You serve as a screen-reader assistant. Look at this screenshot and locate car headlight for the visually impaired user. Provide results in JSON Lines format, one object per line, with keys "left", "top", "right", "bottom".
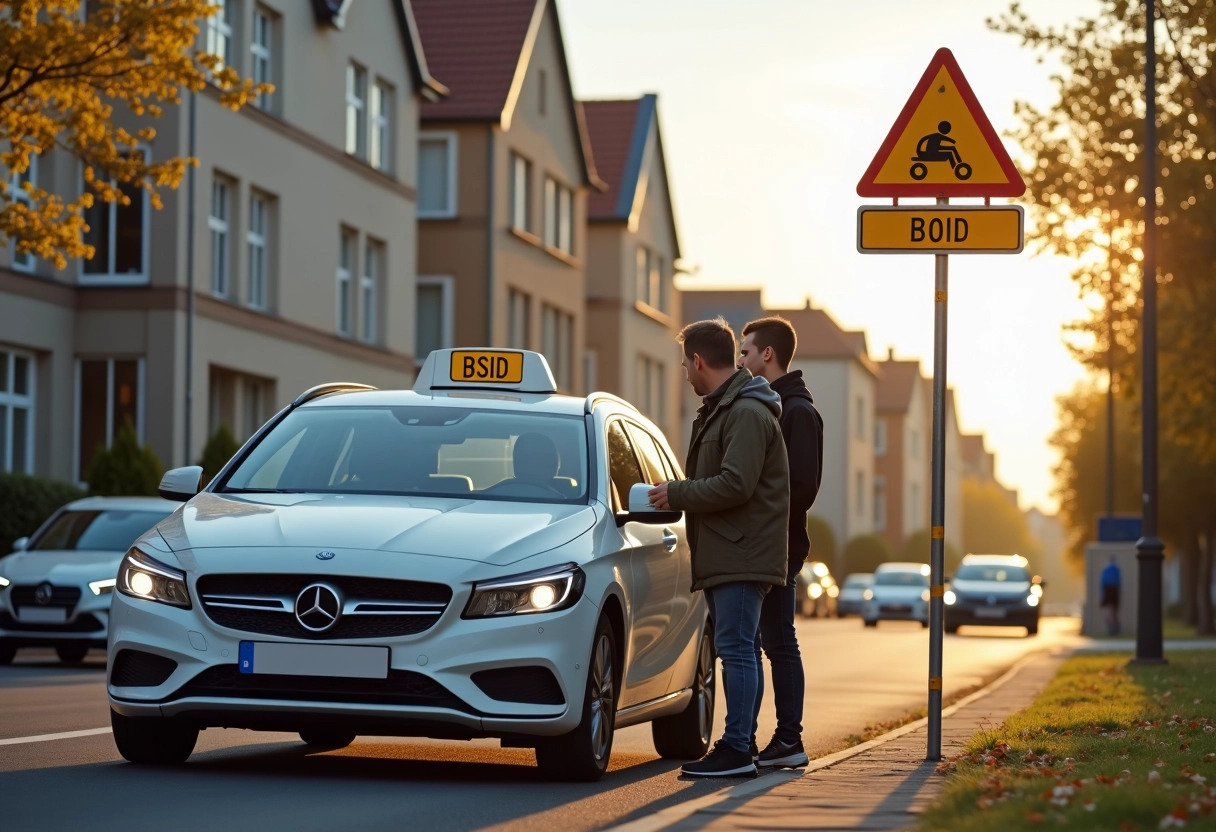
{"left": 921, "top": 589, "right": 931, "bottom": 603}
{"left": 89, "top": 578, "right": 116, "bottom": 596}
{"left": 944, "top": 590, "right": 956, "bottom": 605}
{"left": 0, "top": 574, "right": 9, "bottom": 588}
{"left": 1026, "top": 594, "right": 1040, "bottom": 607}
{"left": 463, "top": 563, "right": 585, "bottom": 618}
{"left": 862, "top": 589, "right": 874, "bottom": 601}
{"left": 809, "top": 583, "right": 824, "bottom": 599}
{"left": 117, "top": 549, "right": 191, "bottom": 609}
{"left": 1030, "top": 584, "right": 1044, "bottom": 598}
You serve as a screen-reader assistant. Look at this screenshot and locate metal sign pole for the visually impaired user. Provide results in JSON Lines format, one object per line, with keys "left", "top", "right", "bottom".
{"left": 927, "top": 196, "right": 949, "bottom": 761}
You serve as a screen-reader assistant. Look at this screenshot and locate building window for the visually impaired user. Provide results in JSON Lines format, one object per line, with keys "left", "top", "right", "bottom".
{"left": 874, "top": 475, "right": 886, "bottom": 531}
{"left": 76, "top": 358, "right": 143, "bottom": 482}
{"left": 247, "top": 192, "right": 268, "bottom": 309}
{"left": 345, "top": 63, "right": 367, "bottom": 158}
{"left": 510, "top": 153, "right": 531, "bottom": 232}
{"left": 508, "top": 288, "right": 530, "bottom": 350}
{"left": 82, "top": 152, "right": 148, "bottom": 281}
{"left": 855, "top": 471, "right": 865, "bottom": 516}
{"left": 8, "top": 156, "right": 36, "bottom": 272}
{"left": 361, "top": 239, "right": 382, "bottom": 343}
{"left": 416, "top": 276, "right": 454, "bottom": 368}
{"left": 206, "top": 0, "right": 232, "bottom": 71}
{"left": 636, "top": 355, "right": 665, "bottom": 426}
{"left": 544, "top": 176, "right": 573, "bottom": 254}
{"left": 541, "top": 303, "right": 573, "bottom": 391}
{"left": 208, "top": 365, "right": 273, "bottom": 443}
{"left": 251, "top": 6, "right": 276, "bottom": 111}
{"left": 0, "top": 348, "right": 35, "bottom": 474}
{"left": 336, "top": 228, "right": 355, "bottom": 336}
{"left": 209, "top": 176, "right": 232, "bottom": 298}
{"left": 635, "top": 245, "right": 665, "bottom": 311}
{"left": 855, "top": 395, "right": 865, "bottom": 440}
{"left": 369, "top": 80, "right": 393, "bottom": 172}
{"left": 875, "top": 420, "right": 887, "bottom": 456}
{"left": 418, "top": 132, "right": 456, "bottom": 218}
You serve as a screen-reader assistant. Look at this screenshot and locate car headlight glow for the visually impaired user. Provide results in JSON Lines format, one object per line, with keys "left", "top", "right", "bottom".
{"left": 89, "top": 578, "right": 116, "bottom": 596}
{"left": 0, "top": 574, "right": 9, "bottom": 588}
{"left": 921, "top": 589, "right": 931, "bottom": 603}
{"left": 944, "top": 590, "right": 956, "bottom": 605}
{"left": 1026, "top": 594, "right": 1040, "bottom": 607}
{"left": 464, "top": 563, "right": 585, "bottom": 618}
{"left": 809, "top": 583, "right": 824, "bottom": 599}
{"left": 117, "top": 548, "right": 191, "bottom": 608}
{"left": 1030, "top": 584, "right": 1044, "bottom": 598}
{"left": 862, "top": 589, "right": 874, "bottom": 601}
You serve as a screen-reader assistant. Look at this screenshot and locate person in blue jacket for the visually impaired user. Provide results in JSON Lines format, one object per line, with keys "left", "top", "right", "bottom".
{"left": 1099, "top": 556, "right": 1121, "bottom": 635}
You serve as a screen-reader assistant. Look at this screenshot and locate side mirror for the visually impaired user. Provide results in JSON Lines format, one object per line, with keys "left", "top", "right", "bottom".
{"left": 159, "top": 466, "right": 204, "bottom": 502}
{"left": 12, "top": 536, "right": 28, "bottom": 552}
{"left": 617, "top": 483, "right": 682, "bottom": 527}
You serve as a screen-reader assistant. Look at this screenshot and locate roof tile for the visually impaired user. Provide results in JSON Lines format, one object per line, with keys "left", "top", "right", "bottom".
{"left": 582, "top": 99, "right": 641, "bottom": 220}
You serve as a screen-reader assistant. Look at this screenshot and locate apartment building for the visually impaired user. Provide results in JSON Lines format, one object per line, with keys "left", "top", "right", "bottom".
{"left": 1, "top": 0, "right": 442, "bottom": 481}
{"left": 874, "top": 353, "right": 931, "bottom": 554}
{"left": 582, "top": 94, "right": 683, "bottom": 443}
{"left": 412, "top": 0, "right": 603, "bottom": 393}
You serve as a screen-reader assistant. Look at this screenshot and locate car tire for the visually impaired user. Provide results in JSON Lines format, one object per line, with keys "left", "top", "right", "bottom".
{"left": 0, "top": 644, "right": 16, "bottom": 665}
{"left": 299, "top": 728, "right": 357, "bottom": 749}
{"left": 536, "top": 616, "right": 617, "bottom": 782}
{"left": 1026, "top": 622, "right": 1039, "bottom": 637}
{"left": 56, "top": 646, "right": 89, "bottom": 664}
{"left": 111, "top": 708, "right": 198, "bottom": 765}
{"left": 920, "top": 619, "right": 929, "bottom": 629}
{"left": 863, "top": 619, "right": 877, "bottom": 628}
{"left": 945, "top": 624, "right": 960, "bottom": 634}
{"left": 652, "top": 626, "right": 715, "bottom": 760}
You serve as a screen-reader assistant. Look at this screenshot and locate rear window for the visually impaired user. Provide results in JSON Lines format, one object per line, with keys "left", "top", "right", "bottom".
{"left": 31, "top": 510, "right": 169, "bottom": 552}
{"left": 874, "top": 569, "right": 929, "bottom": 587}
{"left": 220, "top": 405, "right": 589, "bottom": 504}
{"left": 954, "top": 563, "right": 1029, "bottom": 583}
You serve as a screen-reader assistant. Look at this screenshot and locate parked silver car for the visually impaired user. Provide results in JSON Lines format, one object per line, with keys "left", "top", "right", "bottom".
{"left": 836, "top": 572, "right": 873, "bottom": 618}
{"left": 862, "top": 562, "right": 930, "bottom": 628}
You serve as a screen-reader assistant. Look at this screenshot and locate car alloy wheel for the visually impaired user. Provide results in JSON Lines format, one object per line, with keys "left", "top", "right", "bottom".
{"left": 536, "top": 616, "right": 617, "bottom": 781}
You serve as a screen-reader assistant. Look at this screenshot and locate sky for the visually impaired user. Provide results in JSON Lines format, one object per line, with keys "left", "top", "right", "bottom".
{"left": 558, "top": 0, "right": 1107, "bottom": 514}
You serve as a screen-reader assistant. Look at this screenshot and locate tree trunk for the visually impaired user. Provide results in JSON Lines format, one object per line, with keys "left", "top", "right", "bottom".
{"left": 1196, "top": 533, "right": 1215, "bottom": 636}
{"left": 1180, "top": 542, "right": 1200, "bottom": 625}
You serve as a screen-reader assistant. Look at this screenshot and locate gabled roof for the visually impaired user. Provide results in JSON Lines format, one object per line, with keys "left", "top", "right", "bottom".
{"left": 413, "top": 0, "right": 602, "bottom": 188}
{"left": 876, "top": 359, "right": 923, "bottom": 413}
{"left": 582, "top": 95, "right": 681, "bottom": 256}
{"left": 310, "top": 1, "right": 446, "bottom": 100}
{"left": 779, "top": 305, "right": 879, "bottom": 377}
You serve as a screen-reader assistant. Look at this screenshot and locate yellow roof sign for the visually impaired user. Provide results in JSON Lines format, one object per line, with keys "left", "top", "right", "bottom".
{"left": 857, "top": 48, "right": 1026, "bottom": 198}
{"left": 414, "top": 349, "right": 558, "bottom": 394}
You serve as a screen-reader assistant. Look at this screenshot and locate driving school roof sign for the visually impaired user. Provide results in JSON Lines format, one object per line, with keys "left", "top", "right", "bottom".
{"left": 856, "top": 48, "right": 1026, "bottom": 198}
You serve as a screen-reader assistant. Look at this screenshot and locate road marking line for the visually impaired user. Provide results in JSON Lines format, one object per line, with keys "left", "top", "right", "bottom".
{"left": 0, "top": 727, "right": 112, "bottom": 746}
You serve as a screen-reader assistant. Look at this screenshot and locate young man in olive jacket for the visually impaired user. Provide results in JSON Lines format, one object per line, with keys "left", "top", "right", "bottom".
{"left": 649, "top": 318, "right": 789, "bottom": 778}
{"left": 738, "top": 315, "right": 824, "bottom": 769}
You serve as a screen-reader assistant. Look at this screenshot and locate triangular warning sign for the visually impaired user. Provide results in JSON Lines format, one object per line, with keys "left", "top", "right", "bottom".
{"left": 857, "top": 48, "right": 1026, "bottom": 198}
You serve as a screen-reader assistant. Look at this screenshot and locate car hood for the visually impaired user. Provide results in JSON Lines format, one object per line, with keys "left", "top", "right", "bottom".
{"left": 0, "top": 549, "right": 124, "bottom": 584}
{"left": 152, "top": 492, "right": 598, "bottom": 568}
{"left": 951, "top": 579, "right": 1030, "bottom": 597}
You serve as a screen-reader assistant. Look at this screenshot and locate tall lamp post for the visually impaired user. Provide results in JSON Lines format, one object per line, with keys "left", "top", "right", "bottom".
{"left": 1134, "top": 0, "right": 1166, "bottom": 665}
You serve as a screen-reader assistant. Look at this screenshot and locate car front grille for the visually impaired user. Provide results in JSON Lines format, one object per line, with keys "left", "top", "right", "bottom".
{"left": 11, "top": 584, "right": 81, "bottom": 609}
{"left": 170, "top": 664, "right": 475, "bottom": 712}
{"left": 955, "top": 594, "right": 1026, "bottom": 608}
{"left": 196, "top": 573, "right": 452, "bottom": 640}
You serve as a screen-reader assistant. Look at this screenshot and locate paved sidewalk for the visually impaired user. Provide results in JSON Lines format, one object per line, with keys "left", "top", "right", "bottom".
{"left": 614, "top": 648, "right": 1072, "bottom": 832}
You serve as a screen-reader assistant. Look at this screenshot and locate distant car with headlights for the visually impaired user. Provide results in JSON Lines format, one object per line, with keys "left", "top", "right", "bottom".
{"left": 862, "top": 562, "right": 930, "bottom": 628}
{"left": 795, "top": 560, "right": 838, "bottom": 617}
{"left": 945, "top": 554, "right": 1042, "bottom": 636}
{"left": 0, "top": 496, "right": 178, "bottom": 664}
{"left": 106, "top": 349, "right": 713, "bottom": 782}
{"left": 836, "top": 572, "right": 873, "bottom": 618}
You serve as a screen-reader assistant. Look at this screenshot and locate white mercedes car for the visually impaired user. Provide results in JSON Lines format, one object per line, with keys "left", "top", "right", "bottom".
{"left": 0, "top": 496, "right": 177, "bottom": 664}
{"left": 861, "top": 561, "right": 931, "bottom": 628}
{"left": 107, "top": 349, "right": 712, "bottom": 781}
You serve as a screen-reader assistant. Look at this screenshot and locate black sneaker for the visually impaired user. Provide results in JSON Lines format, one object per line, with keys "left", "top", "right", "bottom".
{"left": 756, "top": 736, "right": 810, "bottom": 769}
{"left": 681, "top": 741, "right": 758, "bottom": 778}
{"left": 750, "top": 741, "right": 759, "bottom": 762}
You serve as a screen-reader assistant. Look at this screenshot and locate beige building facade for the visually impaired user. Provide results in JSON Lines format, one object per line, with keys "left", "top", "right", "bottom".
{"left": 0, "top": 0, "right": 441, "bottom": 481}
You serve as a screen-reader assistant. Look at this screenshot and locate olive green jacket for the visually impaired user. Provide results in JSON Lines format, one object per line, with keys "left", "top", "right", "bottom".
{"left": 667, "top": 370, "right": 790, "bottom": 591}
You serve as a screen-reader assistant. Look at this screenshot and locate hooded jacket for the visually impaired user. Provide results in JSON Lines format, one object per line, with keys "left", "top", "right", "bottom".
{"left": 666, "top": 369, "right": 789, "bottom": 591}
{"left": 770, "top": 370, "right": 824, "bottom": 579}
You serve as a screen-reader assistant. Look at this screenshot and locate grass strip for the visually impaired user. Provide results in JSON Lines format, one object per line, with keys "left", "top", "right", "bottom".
{"left": 915, "top": 651, "right": 1216, "bottom": 831}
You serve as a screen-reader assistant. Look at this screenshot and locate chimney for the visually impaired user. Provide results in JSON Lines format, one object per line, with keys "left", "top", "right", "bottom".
{"left": 887, "top": 346, "right": 895, "bottom": 361}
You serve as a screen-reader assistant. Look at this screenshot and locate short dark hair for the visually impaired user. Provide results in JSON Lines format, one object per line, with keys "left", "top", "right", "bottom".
{"left": 742, "top": 315, "right": 797, "bottom": 370}
{"left": 678, "top": 317, "right": 737, "bottom": 369}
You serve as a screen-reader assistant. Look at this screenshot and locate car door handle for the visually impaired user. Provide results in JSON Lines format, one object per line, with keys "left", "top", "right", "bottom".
{"left": 661, "top": 529, "right": 678, "bottom": 551}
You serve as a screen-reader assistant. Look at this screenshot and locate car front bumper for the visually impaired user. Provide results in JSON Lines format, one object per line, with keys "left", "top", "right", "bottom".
{"left": 946, "top": 604, "right": 1039, "bottom": 628}
{"left": 0, "top": 585, "right": 111, "bottom": 650}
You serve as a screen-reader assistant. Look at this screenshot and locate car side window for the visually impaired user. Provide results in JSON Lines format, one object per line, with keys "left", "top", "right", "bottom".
{"left": 624, "top": 423, "right": 673, "bottom": 484}
{"left": 606, "top": 420, "right": 645, "bottom": 512}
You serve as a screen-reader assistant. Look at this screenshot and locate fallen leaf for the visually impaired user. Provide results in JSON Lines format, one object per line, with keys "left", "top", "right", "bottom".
{"left": 1204, "top": 753, "right": 1215, "bottom": 763}
{"left": 1150, "top": 771, "right": 1163, "bottom": 784}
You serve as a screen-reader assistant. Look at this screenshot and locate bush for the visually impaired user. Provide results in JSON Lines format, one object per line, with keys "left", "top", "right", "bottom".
{"left": 842, "top": 533, "right": 893, "bottom": 577}
{"left": 87, "top": 419, "right": 164, "bottom": 496}
{"left": 197, "top": 424, "right": 241, "bottom": 488}
{"left": 805, "top": 514, "right": 838, "bottom": 571}
{"left": 900, "top": 529, "right": 963, "bottom": 575}
{"left": 0, "top": 471, "right": 87, "bottom": 554}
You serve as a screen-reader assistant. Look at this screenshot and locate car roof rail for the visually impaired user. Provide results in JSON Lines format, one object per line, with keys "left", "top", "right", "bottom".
{"left": 584, "top": 392, "right": 641, "bottom": 415}
{"left": 292, "top": 382, "right": 379, "bottom": 407}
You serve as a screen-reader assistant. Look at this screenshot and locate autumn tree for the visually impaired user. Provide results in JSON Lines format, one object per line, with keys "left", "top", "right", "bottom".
{"left": 993, "top": 0, "right": 1216, "bottom": 632}
{"left": 0, "top": 0, "right": 268, "bottom": 267}
{"left": 960, "top": 480, "right": 1042, "bottom": 568}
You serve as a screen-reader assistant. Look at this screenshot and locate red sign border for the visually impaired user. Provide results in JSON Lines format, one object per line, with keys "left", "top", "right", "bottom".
{"left": 856, "top": 47, "right": 1027, "bottom": 198}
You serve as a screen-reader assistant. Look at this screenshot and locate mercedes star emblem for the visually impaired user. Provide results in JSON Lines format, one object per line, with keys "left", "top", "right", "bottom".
{"left": 34, "top": 582, "right": 54, "bottom": 605}
{"left": 294, "top": 583, "right": 342, "bottom": 632}
{"left": 316, "top": 551, "right": 336, "bottom": 560}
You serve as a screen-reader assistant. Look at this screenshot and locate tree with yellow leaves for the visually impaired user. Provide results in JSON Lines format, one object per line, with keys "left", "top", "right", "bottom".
{"left": 0, "top": 0, "right": 269, "bottom": 268}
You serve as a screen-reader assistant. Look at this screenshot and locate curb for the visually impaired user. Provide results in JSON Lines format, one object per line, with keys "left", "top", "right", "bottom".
{"left": 604, "top": 647, "right": 1059, "bottom": 832}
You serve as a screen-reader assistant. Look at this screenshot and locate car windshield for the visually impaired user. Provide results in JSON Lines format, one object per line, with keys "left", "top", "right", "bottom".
{"left": 874, "top": 570, "right": 928, "bottom": 587}
{"left": 30, "top": 510, "right": 169, "bottom": 552}
{"left": 843, "top": 574, "right": 873, "bottom": 588}
{"left": 219, "top": 405, "right": 590, "bottom": 504}
{"left": 954, "top": 563, "right": 1030, "bottom": 583}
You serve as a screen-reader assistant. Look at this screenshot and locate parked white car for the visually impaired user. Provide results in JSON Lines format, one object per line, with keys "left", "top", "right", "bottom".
{"left": 862, "top": 562, "right": 930, "bottom": 628}
{"left": 106, "top": 349, "right": 712, "bottom": 781}
{"left": 0, "top": 496, "right": 178, "bottom": 664}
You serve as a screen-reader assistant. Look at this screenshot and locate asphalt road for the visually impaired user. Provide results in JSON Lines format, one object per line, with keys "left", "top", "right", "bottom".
{"left": 0, "top": 616, "right": 1082, "bottom": 832}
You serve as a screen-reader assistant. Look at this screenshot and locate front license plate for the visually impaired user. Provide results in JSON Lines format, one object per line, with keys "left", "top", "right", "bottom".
{"left": 975, "top": 607, "right": 1007, "bottom": 619}
{"left": 449, "top": 351, "right": 524, "bottom": 384}
{"left": 17, "top": 607, "right": 68, "bottom": 624}
{"left": 238, "top": 641, "right": 389, "bottom": 679}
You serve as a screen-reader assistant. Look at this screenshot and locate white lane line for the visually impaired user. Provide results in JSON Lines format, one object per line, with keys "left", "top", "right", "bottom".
{"left": 0, "top": 727, "right": 111, "bottom": 746}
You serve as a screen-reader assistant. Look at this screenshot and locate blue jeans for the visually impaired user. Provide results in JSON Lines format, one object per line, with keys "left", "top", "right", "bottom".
{"left": 751, "top": 580, "right": 804, "bottom": 746}
{"left": 705, "top": 581, "right": 768, "bottom": 754}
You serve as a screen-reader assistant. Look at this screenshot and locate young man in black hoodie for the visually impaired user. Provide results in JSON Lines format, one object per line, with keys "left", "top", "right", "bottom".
{"left": 737, "top": 315, "right": 824, "bottom": 768}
